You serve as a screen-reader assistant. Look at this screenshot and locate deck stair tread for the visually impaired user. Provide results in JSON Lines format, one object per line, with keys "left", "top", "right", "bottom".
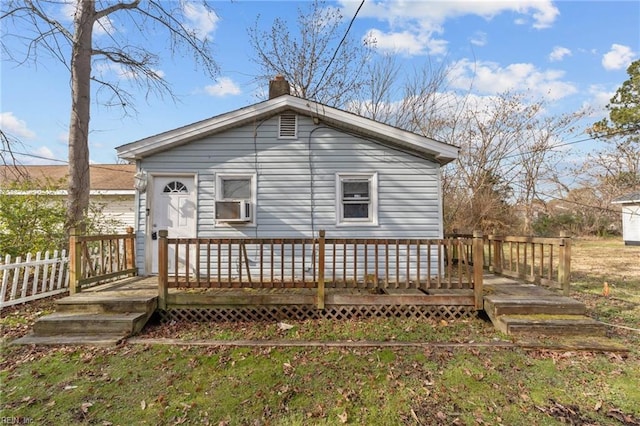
{"left": 11, "top": 333, "right": 127, "bottom": 347}
{"left": 482, "top": 275, "right": 599, "bottom": 336}
{"left": 15, "top": 282, "right": 159, "bottom": 345}
{"left": 55, "top": 293, "right": 158, "bottom": 314}
{"left": 33, "top": 312, "right": 149, "bottom": 336}
{"left": 497, "top": 315, "right": 606, "bottom": 336}
{"left": 484, "top": 295, "right": 586, "bottom": 316}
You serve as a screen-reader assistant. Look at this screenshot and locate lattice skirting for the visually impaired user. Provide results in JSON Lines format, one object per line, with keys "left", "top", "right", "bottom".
{"left": 157, "top": 305, "right": 477, "bottom": 323}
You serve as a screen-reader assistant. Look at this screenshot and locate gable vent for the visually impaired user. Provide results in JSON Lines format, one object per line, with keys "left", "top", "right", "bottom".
{"left": 279, "top": 113, "right": 297, "bottom": 139}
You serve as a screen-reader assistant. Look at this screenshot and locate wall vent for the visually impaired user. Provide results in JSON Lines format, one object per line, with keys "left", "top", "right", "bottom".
{"left": 279, "top": 113, "right": 297, "bottom": 139}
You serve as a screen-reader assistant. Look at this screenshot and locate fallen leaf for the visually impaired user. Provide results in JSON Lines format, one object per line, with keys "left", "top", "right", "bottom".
{"left": 338, "top": 411, "right": 348, "bottom": 424}
{"left": 594, "top": 401, "right": 602, "bottom": 411}
{"left": 81, "top": 402, "right": 93, "bottom": 414}
{"left": 64, "top": 385, "right": 78, "bottom": 390}
{"left": 141, "top": 400, "right": 146, "bottom": 410}
{"left": 277, "top": 322, "right": 294, "bottom": 331}
{"left": 410, "top": 408, "right": 420, "bottom": 424}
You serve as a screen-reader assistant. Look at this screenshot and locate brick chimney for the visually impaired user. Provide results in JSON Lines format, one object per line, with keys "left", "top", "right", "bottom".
{"left": 269, "top": 74, "right": 290, "bottom": 99}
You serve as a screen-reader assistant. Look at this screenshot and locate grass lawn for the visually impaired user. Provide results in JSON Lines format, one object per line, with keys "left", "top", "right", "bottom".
{"left": 1, "top": 237, "right": 639, "bottom": 425}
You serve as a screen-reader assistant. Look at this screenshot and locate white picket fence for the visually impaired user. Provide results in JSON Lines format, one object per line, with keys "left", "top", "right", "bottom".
{"left": 0, "top": 250, "right": 70, "bottom": 310}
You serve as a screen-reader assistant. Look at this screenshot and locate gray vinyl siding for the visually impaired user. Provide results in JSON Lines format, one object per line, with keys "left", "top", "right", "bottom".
{"left": 134, "top": 113, "right": 443, "bottom": 273}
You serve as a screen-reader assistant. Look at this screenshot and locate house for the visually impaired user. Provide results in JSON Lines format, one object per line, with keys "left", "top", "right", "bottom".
{"left": 116, "top": 76, "right": 459, "bottom": 276}
{"left": 0, "top": 164, "right": 136, "bottom": 233}
{"left": 612, "top": 191, "right": 640, "bottom": 245}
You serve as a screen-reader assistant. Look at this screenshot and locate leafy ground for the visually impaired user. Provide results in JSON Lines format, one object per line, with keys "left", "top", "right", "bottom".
{"left": 1, "top": 238, "right": 639, "bottom": 425}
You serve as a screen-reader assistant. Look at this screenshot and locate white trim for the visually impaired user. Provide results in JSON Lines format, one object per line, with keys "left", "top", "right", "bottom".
{"left": 335, "top": 172, "right": 378, "bottom": 227}
{"left": 145, "top": 172, "right": 198, "bottom": 275}
{"left": 215, "top": 172, "right": 257, "bottom": 226}
{"left": 116, "top": 95, "right": 458, "bottom": 164}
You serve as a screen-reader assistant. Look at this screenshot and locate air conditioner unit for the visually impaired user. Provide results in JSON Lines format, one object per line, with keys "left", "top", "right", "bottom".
{"left": 215, "top": 200, "right": 252, "bottom": 222}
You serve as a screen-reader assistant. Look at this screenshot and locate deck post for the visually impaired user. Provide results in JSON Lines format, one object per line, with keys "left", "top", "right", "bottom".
{"left": 558, "top": 231, "right": 571, "bottom": 296}
{"left": 473, "top": 230, "right": 484, "bottom": 309}
{"left": 68, "top": 228, "right": 82, "bottom": 295}
{"left": 158, "top": 230, "right": 169, "bottom": 309}
{"left": 317, "top": 230, "right": 325, "bottom": 309}
{"left": 125, "top": 226, "right": 136, "bottom": 275}
{"left": 490, "top": 232, "right": 502, "bottom": 274}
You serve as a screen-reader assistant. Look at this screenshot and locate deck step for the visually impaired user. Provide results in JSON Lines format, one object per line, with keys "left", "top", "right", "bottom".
{"left": 33, "top": 312, "right": 149, "bottom": 336}
{"left": 56, "top": 294, "right": 157, "bottom": 315}
{"left": 11, "top": 333, "right": 127, "bottom": 347}
{"left": 484, "top": 296, "right": 586, "bottom": 316}
{"left": 496, "top": 315, "right": 606, "bottom": 336}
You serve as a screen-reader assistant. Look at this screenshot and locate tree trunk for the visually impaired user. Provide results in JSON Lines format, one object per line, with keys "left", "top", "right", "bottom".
{"left": 67, "top": 0, "right": 95, "bottom": 233}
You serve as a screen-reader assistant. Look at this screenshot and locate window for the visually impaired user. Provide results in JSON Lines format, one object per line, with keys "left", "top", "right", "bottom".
{"left": 216, "top": 173, "right": 256, "bottom": 224}
{"left": 163, "top": 181, "right": 188, "bottom": 193}
{"left": 336, "top": 173, "right": 378, "bottom": 225}
{"left": 221, "top": 178, "right": 250, "bottom": 199}
{"left": 279, "top": 113, "right": 297, "bottom": 139}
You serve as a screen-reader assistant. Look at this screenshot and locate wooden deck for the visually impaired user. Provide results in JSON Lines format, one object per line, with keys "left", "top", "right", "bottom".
{"left": 12, "top": 271, "right": 606, "bottom": 346}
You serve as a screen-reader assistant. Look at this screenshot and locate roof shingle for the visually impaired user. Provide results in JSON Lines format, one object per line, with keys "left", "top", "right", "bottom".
{"left": 0, "top": 164, "right": 135, "bottom": 191}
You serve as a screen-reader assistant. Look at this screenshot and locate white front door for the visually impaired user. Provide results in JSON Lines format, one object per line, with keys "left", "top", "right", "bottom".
{"left": 150, "top": 176, "right": 196, "bottom": 274}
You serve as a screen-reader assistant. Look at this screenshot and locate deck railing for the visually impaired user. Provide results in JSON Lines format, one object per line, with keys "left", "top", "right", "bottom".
{"left": 484, "top": 232, "right": 571, "bottom": 295}
{"left": 69, "top": 227, "right": 137, "bottom": 294}
{"left": 157, "top": 230, "right": 485, "bottom": 310}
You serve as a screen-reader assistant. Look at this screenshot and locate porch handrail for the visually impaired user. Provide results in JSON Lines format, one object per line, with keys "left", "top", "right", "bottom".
{"left": 69, "top": 227, "right": 137, "bottom": 294}
{"left": 157, "top": 230, "right": 486, "bottom": 310}
{"left": 485, "top": 232, "right": 571, "bottom": 295}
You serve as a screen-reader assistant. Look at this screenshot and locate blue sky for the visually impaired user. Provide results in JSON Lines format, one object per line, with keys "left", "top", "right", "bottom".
{"left": 1, "top": 0, "right": 639, "bottom": 165}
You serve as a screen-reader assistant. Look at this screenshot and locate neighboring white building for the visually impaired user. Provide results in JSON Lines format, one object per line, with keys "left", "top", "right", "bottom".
{"left": 612, "top": 191, "right": 640, "bottom": 246}
{"left": 116, "top": 77, "right": 459, "bottom": 276}
{"left": 0, "top": 164, "right": 136, "bottom": 233}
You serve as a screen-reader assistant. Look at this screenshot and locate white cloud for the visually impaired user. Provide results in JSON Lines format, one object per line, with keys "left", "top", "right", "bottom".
{"left": 183, "top": 2, "right": 219, "bottom": 40}
{"left": 581, "top": 84, "right": 614, "bottom": 119}
{"left": 448, "top": 59, "right": 577, "bottom": 100}
{"left": 365, "top": 28, "right": 447, "bottom": 56}
{"left": 0, "top": 112, "right": 36, "bottom": 139}
{"left": 59, "top": 2, "right": 115, "bottom": 36}
{"left": 57, "top": 132, "right": 69, "bottom": 143}
{"left": 33, "top": 146, "right": 56, "bottom": 160}
{"left": 60, "top": 1, "right": 75, "bottom": 22}
{"left": 15, "top": 146, "right": 58, "bottom": 165}
{"left": 94, "top": 16, "right": 116, "bottom": 36}
{"left": 94, "top": 62, "right": 165, "bottom": 81}
{"left": 602, "top": 44, "right": 636, "bottom": 71}
{"left": 470, "top": 32, "right": 487, "bottom": 47}
{"left": 549, "top": 46, "right": 571, "bottom": 62}
{"left": 204, "top": 77, "right": 241, "bottom": 97}
{"left": 343, "top": 0, "right": 558, "bottom": 57}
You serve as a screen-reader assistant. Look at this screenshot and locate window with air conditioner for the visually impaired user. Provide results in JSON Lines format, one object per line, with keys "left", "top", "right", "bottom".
{"left": 336, "top": 172, "right": 378, "bottom": 226}
{"left": 215, "top": 174, "right": 255, "bottom": 224}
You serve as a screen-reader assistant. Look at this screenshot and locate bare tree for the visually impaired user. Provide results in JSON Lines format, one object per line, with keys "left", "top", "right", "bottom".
{"left": 248, "top": 0, "right": 374, "bottom": 108}
{"left": 515, "top": 108, "right": 589, "bottom": 234}
{"left": 0, "top": 130, "right": 28, "bottom": 180}
{"left": 348, "top": 53, "right": 400, "bottom": 123}
{"left": 441, "top": 92, "right": 588, "bottom": 234}
{"left": 1, "top": 0, "right": 219, "bottom": 231}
